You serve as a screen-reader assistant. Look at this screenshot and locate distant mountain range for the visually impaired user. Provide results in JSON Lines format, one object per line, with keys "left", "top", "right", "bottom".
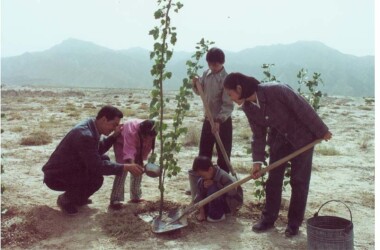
{"left": 1, "top": 38, "right": 374, "bottom": 97}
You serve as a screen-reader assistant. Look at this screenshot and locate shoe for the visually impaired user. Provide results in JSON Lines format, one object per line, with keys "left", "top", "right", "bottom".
{"left": 207, "top": 214, "right": 226, "bottom": 223}
{"left": 109, "top": 201, "right": 123, "bottom": 210}
{"left": 285, "top": 225, "right": 299, "bottom": 237}
{"left": 57, "top": 194, "right": 78, "bottom": 215}
{"left": 128, "top": 198, "right": 146, "bottom": 203}
{"left": 76, "top": 198, "right": 92, "bottom": 206}
{"left": 251, "top": 219, "right": 274, "bottom": 232}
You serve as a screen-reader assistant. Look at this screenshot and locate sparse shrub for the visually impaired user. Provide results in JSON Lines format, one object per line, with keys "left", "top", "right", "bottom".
{"left": 233, "top": 162, "right": 251, "bottom": 174}
{"left": 20, "top": 131, "right": 52, "bottom": 146}
{"left": 64, "top": 102, "right": 77, "bottom": 112}
{"left": 139, "top": 103, "right": 149, "bottom": 111}
{"left": 183, "top": 126, "right": 200, "bottom": 147}
{"left": 7, "top": 112, "right": 23, "bottom": 121}
{"left": 83, "top": 103, "right": 96, "bottom": 109}
{"left": 122, "top": 108, "right": 137, "bottom": 117}
{"left": 236, "top": 128, "right": 252, "bottom": 141}
{"left": 359, "top": 135, "right": 371, "bottom": 150}
{"left": 363, "top": 97, "right": 375, "bottom": 106}
{"left": 10, "top": 126, "right": 23, "bottom": 133}
{"left": 358, "top": 105, "right": 372, "bottom": 111}
{"left": 186, "top": 111, "right": 199, "bottom": 117}
{"left": 315, "top": 145, "right": 340, "bottom": 156}
{"left": 67, "top": 111, "right": 81, "bottom": 118}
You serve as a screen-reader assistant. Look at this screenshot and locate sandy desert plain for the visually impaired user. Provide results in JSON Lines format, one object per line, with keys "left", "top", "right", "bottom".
{"left": 0, "top": 85, "right": 375, "bottom": 249}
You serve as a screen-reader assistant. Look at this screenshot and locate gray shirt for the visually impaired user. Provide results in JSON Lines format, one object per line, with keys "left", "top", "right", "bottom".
{"left": 193, "top": 68, "right": 234, "bottom": 123}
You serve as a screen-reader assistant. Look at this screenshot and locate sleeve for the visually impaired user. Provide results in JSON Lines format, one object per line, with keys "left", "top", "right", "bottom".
{"left": 243, "top": 108, "right": 268, "bottom": 162}
{"left": 122, "top": 128, "right": 138, "bottom": 162}
{"left": 193, "top": 178, "right": 206, "bottom": 203}
{"left": 98, "top": 135, "right": 117, "bottom": 155}
{"left": 76, "top": 133, "right": 124, "bottom": 176}
{"left": 192, "top": 70, "right": 207, "bottom": 96}
{"left": 215, "top": 88, "right": 234, "bottom": 123}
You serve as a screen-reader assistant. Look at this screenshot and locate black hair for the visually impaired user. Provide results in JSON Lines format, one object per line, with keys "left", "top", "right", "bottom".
{"left": 192, "top": 155, "right": 213, "bottom": 172}
{"left": 206, "top": 47, "right": 225, "bottom": 64}
{"left": 139, "top": 119, "right": 157, "bottom": 137}
{"left": 96, "top": 105, "right": 123, "bottom": 121}
{"left": 223, "top": 72, "right": 260, "bottom": 99}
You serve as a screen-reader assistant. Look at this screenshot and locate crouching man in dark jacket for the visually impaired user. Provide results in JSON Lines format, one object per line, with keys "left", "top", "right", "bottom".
{"left": 42, "top": 105, "right": 143, "bottom": 215}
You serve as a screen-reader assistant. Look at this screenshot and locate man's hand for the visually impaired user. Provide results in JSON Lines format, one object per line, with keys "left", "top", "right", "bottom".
{"left": 251, "top": 162, "right": 262, "bottom": 179}
{"left": 123, "top": 163, "right": 144, "bottom": 176}
{"left": 323, "top": 131, "right": 333, "bottom": 141}
{"left": 112, "top": 124, "right": 123, "bottom": 138}
{"left": 192, "top": 76, "right": 200, "bottom": 86}
{"left": 192, "top": 76, "right": 201, "bottom": 95}
{"left": 212, "top": 122, "right": 220, "bottom": 134}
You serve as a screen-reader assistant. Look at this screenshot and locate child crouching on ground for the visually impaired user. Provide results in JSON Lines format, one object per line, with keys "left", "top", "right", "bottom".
{"left": 192, "top": 155, "right": 243, "bottom": 222}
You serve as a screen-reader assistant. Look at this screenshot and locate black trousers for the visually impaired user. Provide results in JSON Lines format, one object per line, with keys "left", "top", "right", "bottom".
{"left": 44, "top": 162, "right": 104, "bottom": 205}
{"left": 199, "top": 117, "right": 232, "bottom": 173}
{"left": 262, "top": 140, "right": 314, "bottom": 227}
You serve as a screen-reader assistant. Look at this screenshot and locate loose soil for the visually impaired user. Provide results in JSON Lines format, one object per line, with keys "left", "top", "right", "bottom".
{"left": 0, "top": 86, "right": 375, "bottom": 249}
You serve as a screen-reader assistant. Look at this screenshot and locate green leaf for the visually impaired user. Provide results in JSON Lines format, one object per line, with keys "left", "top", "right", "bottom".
{"left": 154, "top": 9, "right": 163, "bottom": 19}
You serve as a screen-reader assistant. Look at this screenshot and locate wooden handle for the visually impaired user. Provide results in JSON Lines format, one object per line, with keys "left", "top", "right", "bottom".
{"left": 196, "top": 139, "right": 322, "bottom": 208}
{"left": 195, "top": 81, "right": 237, "bottom": 177}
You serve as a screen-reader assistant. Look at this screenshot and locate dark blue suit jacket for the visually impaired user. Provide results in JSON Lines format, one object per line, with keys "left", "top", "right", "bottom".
{"left": 42, "top": 118, "right": 124, "bottom": 178}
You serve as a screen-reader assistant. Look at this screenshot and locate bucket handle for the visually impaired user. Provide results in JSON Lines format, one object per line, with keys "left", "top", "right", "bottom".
{"left": 314, "top": 199, "right": 353, "bottom": 233}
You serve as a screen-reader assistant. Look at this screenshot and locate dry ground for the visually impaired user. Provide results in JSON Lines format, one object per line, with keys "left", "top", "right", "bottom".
{"left": 0, "top": 86, "right": 375, "bottom": 249}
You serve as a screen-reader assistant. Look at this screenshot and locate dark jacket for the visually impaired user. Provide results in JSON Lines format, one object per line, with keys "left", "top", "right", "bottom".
{"left": 194, "top": 166, "right": 243, "bottom": 211}
{"left": 42, "top": 118, "right": 124, "bottom": 178}
{"left": 242, "top": 82, "right": 329, "bottom": 162}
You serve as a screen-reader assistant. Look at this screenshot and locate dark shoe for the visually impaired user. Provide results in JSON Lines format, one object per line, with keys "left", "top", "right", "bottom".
{"left": 252, "top": 219, "right": 274, "bottom": 232}
{"left": 76, "top": 198, "right": 92, "bottom": 206}
{"left": 285, "top": 225, "right": 299, "bottom": 237}
{"left": 109, "top": 202, "right": 123, "bottom": 210}
{"left": 57, "top": 194, "right": 78, "bottom": 215}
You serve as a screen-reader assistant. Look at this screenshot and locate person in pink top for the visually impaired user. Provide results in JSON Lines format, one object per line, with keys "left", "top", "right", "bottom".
{"left": 109, "top": 119, "right": 157, "bottom": 210}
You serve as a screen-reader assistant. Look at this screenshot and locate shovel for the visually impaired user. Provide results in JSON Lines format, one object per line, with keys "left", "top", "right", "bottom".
{"left": 195, "top": 81, "right": 237, "bottom": 179}
{"left": 152, "top": 139, "right": 322, "bottom": 233}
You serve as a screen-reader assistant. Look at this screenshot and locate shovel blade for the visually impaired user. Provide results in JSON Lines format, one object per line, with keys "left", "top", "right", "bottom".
{"left": 151, "top": 208, "right": 188, "bottom": 234}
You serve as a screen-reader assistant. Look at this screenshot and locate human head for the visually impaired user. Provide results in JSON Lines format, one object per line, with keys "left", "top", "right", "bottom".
{"left": 223, "top": 72, "right": 260, "bottom": 105}
{"left": 95, "top": 105, "right": 123, "bottom": 136}
{"left": 206, "top": 47, "right": 225, "bottom": 73}
{"left": 192, "top": 155, "right": 214, "bottom": 180}
{"left": 139, "top": 119, "right": 157, "bottom": 138}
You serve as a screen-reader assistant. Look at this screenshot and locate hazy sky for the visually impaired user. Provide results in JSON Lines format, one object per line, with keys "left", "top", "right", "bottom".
{"left": 1, "top": 0, "right": 375, "bottom": 57}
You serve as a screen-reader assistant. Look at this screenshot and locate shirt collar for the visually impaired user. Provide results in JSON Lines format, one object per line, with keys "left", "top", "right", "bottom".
{"left": 91, "top": 118, "right": 101, "bottom": 140}
{"left": 206, "top": 67, "right": 226, "bottom": 77}
{"left": 250, "top": 93, "right": 260, "bottom": 108}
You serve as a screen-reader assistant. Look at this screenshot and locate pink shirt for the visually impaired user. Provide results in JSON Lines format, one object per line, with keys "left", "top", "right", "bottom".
{"left": 113, "top": 119, "right": 154, "bottom": 164}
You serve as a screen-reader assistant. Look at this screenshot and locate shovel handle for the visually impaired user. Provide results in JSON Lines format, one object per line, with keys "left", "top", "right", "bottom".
{"left": 195, "top": 81, "right": 237, "bottom": 177}
{"left": 196, "top": 139, "right": 322, "bottom": 208}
